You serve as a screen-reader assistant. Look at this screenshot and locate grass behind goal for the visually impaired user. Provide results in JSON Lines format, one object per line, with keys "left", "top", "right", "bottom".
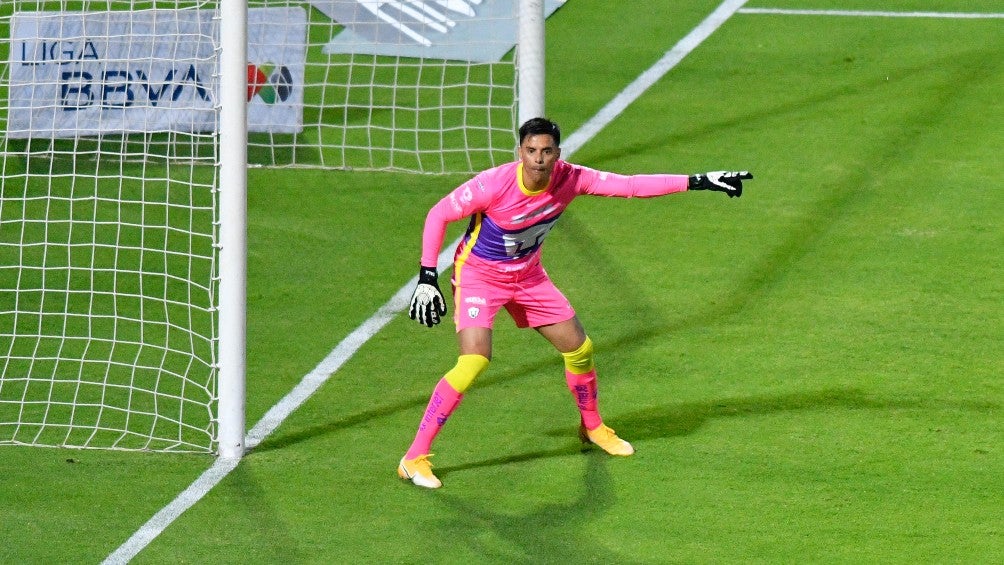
{"left": 0, "top": 166, "right": 217, "bottom": 450}
{"left": 3, "top": 0, "right": 1003, "bottom": 563}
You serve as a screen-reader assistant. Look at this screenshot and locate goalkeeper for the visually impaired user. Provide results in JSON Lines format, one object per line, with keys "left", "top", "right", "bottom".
{"left": 399, "top": 117, "right": 751, "bottom": 488}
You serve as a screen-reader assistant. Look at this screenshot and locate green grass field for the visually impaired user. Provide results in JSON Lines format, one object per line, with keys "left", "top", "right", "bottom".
{"left": 2, "top": 0, "right": 1003, "bottom": 562}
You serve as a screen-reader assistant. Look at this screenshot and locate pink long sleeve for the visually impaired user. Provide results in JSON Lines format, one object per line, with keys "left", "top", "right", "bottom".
{"left": 581, "top": 170, "right": 690, "bottom": 198}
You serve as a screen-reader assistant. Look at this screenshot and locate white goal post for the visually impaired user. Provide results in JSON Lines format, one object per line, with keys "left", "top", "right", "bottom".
{"left": 0, "top": 0, "right": 545, "bottom": 456}
{"left": 217, "top": 0, "right": 249, "bottom": 458}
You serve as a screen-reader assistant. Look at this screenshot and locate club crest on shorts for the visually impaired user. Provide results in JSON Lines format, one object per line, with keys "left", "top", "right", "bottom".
{"left": 467, "top": 306, "right": 480, "bottom": 319}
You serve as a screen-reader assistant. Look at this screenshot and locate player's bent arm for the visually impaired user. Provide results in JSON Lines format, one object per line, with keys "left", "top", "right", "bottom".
{"left": 412, "top": 178, "right": 491, "bottom": 327}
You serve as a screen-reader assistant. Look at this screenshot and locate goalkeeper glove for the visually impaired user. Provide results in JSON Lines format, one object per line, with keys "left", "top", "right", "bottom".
{"left": 688, "top": 171, "right": 752, "bottom": 198}
{"left": 409, "top": 266, "right": 448, "bottom": 327}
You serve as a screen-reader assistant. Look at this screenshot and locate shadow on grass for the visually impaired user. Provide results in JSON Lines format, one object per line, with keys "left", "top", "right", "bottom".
{"left": 436, "top": 443, "right": 588, "bottom": 476}
{"left": 432, "top": 452, "right": 646, "bottom": 564}
{"left": 610, "top": 388, "right": 888, "bottom": 442}
{"left": 554, "top": 388, "right": 999, "bottom": 444}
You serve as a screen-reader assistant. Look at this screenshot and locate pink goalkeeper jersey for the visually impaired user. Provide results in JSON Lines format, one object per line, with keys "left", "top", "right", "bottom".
{"left": 421, "top": 159, "right": 690, "bottom": 275}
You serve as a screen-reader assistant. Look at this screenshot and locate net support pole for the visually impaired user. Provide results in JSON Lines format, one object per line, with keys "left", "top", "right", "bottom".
{"left": 518, "top": 0, "right": 545, "bottom": 127}
{"left": 217, "top": 0, "right": 248, "bottom": 459}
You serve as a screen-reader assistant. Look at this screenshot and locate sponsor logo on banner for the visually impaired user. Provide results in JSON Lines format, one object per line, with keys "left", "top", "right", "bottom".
{"left": 7, "top": 8, "right": 306, "bottom": 138}
{"left": 247, "top": 64, "right": 296, "bottom": 104}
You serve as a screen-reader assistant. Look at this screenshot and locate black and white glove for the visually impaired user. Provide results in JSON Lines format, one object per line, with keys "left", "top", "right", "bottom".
{"left": 688, "top": 171, "right": 752, "bottom": 198}
{"left": 408, "top": 266, "right": 448, "bottom": 327}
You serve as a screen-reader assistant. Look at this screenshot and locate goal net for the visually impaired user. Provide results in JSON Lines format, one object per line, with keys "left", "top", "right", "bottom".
{"left": 248, "top": 0, "right": 528, "bottom": 173}
{"left": 1, "top": 1, "right": 543, "bottom": 453}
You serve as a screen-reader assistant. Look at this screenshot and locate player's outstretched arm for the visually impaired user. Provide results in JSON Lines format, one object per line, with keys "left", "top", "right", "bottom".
{"left": 688, "top": 171, "right": 753, "bottom": 198}
{"left": 408, "top": 266, "right": 448, "bottom": 327}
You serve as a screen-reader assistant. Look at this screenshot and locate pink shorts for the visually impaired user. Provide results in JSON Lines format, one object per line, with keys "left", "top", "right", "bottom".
{"left": 451, "top": 264, "right": 576, "bottom": 331}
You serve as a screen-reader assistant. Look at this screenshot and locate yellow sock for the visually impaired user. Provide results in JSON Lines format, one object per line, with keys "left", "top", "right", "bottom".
{"left": 561, "top": 337, "right": 595, "bottom": 375}
{"left": 443, "top": 354, "right": 490, "bottom": 393}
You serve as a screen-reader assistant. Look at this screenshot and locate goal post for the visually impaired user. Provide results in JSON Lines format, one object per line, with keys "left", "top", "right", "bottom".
{"left": 217, "top": 0, "right": 249, "bottom": 459}
{"left": 518, "top": 0, "right": 545, "bottom": 127}
{"left": 1, "top": 0, "right": 546, "bottom": 456}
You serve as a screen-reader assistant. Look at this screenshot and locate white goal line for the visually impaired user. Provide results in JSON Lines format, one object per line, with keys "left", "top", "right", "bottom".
{"left": 739, "top": 8, "right": 1004, "bottom": 19}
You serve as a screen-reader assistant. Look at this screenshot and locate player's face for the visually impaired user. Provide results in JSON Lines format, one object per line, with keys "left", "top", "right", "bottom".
{"left": 518, "top": 133, "right": 561, "bottom": 190}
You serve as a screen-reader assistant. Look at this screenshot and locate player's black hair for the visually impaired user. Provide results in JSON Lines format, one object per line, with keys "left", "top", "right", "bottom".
{"left": 519, "top": 117, "right": 561, "bottom": 147}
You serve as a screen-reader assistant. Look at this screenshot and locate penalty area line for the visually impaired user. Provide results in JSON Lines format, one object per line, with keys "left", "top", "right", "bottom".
{"left": 103, "top": 1, "right": 749, "bottom": 562}
{"left": 739, "top": 8, "right": 1004, "bottom": 19}
{"left": 563, "top": 0, "right": 751, "bottom": 153}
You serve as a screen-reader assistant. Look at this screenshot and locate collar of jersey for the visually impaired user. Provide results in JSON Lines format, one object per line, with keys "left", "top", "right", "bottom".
{"left": 518, "top": 162, "right": 551, "bottom": 196}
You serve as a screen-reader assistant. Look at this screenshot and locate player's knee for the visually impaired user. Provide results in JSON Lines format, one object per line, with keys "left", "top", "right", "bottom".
{"left": 561, "top": 336, "right": 595, "bottom": 375}
{"left": 444, "top": 354, "right": 490, "bottom": 393}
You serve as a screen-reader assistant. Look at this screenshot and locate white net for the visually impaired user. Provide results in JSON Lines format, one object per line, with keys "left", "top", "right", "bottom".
{"left": 247, "top": 0, "right": 521, "bottom": 172}
{"left": 1, "top": 1, "right": 528, "bottom": 452}
{"left": 1, "top": 4, "right": 221, "bottom": 451}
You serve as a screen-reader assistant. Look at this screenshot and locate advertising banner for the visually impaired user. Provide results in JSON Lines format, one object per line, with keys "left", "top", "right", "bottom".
{"left": 7, "top": 8, "right": 306, "bottom": 138}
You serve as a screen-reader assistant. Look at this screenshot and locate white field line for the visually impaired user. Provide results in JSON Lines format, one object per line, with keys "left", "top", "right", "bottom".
{"left": 103, "top": 1, "right": 749, "bottom": 563}
{"left": 563, "top": 0, "right": 751, "bottom": 154}
{"left": 739, "top": 8, "right": 1004, "bottom": 19}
